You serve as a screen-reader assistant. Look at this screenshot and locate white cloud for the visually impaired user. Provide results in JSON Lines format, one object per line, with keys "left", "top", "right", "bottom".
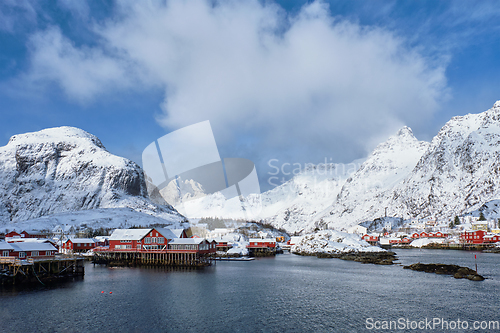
{"left": 22, "top": 0, "right": 448, "bottom": 177}
{"left": 26, "top": 27, "right": 133, "bottom": 102}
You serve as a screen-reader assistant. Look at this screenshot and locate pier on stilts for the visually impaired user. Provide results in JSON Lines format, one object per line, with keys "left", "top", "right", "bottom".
{"left": 92, "top": 249, "right": 213, "bottom": 267}
{"left": 0, "top": 256, "right": 85, "bottom": 286}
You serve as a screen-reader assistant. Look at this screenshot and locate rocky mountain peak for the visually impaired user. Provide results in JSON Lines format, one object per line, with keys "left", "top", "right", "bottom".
{"left": 396, "top": 126, "right": 414, "bottom": 138}
{"left": 7, "top": 126, "right": 105, "bottom": 149}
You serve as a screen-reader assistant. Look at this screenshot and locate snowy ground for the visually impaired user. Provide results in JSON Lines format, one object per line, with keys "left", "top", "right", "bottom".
{"left": 0, "top": 208, "right": 188, "bottom": 233}
{"left": 409, "top": 238, "right": 446, "bottom": 248}
{"left": 291, "top": 230, "right": 384, "bottom": 255}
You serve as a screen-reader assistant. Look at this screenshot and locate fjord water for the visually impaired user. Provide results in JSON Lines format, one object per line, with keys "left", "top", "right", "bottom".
{"left": 1, "top": 250, "right": 499, "bottom": 332}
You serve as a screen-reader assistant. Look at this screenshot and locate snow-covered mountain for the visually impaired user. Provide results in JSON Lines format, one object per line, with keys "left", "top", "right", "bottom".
{"left": 316, "top": 126, "right": 430, "bottom": 230}
{"left": 153, "top": 100, "right": 500, "bottom": 235}
{"left": 267, "top": 100, "right": 500, "bottom": 233}
{"left": 391, "top": 100, "right": 500, "bottom": 220}
{"left": 160, "top": 163, "right": 358, "bottom": 234}
{"left": 0, "top": 127, "right": 185, "bottom": 227}
{"left": 259, "top": 164, "right": 356, "bottom": 234}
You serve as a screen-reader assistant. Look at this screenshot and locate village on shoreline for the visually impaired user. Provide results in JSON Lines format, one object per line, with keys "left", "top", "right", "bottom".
{"left": 1, "top": 213, "right": 500, "bottom": 285}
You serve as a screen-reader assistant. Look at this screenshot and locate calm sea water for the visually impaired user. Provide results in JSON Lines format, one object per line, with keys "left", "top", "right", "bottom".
{"left": 1, "top": 249, "right": 499, "bottom": 333}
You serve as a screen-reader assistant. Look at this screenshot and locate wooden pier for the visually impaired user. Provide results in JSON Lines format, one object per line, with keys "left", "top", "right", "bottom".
{"left": 0, "top": 256, "right": 85, "bottom": 285}
{"left": 92, "top": 249, "right": 213, "bottom": 267}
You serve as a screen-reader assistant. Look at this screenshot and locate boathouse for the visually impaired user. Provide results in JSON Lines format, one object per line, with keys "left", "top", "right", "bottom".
{"left": 247, "top": 238, "right": 276, "bottom": 256}
{"left": 7, "top": 242, "right": 57, "bottom": 259}
{"left": 63, "top": 238, "right": 96, "bottom": 253}
{"left": 1, "top": 241, "right": 15, "bottom": 257}
{"left": 94, "top": 228, "right": 214, "bottom": 266}
{"left": 5, "top": 231, "right": 21, "bottom": 238}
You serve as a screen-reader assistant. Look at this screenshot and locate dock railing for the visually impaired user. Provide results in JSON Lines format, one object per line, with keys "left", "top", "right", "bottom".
{"left": 0, "top": 256, "right": 17, "bottom": 264}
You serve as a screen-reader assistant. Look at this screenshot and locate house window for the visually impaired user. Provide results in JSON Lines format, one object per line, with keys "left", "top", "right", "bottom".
{"left": 19, "top": 252, "right": 26, "bottom": 258}
{"left": 145, "top": 237, "right": 151, "bottom": 244}
{"left": 158, "top": 237, "right": 164, "bottom": 244}
{"left": 2, "top": 251, "right": 9, "bottom": 257}
{"left": 32, "top": 251, "right": 39, "bottom": 257}
{"left": 152, "top": 237, "right": 157, "bottom": 243}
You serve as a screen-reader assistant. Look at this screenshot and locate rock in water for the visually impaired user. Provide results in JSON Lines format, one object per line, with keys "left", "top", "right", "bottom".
{"left": 403, "top": 263, "right": 485, "bottom": 281}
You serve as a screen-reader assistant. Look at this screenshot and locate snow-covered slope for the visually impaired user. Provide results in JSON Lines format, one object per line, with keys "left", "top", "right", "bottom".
{"left": 392, "top": 101, "right": 500, "bottom": 220}
{"left": 0, "top": 127, "right": 185, "bottom": 226}
{"left": 260, "top": 164, "right": 355, "bottom": 234}
{"left": 164, "top": 163, "right": 357, "bottom": 234}
{"left": 151, "top": 100, "right": 500, "bottom": 235}
{"left": 266, "top": 100, "right": 500, "bottom": 233}
{"left": 317, "top": 126, "right": 429, "bottom": 230}
{"left": 159, "top": 178, "right": 207, "bottom": 207}
{"left": 466, "top": 200, "right": 500, "bottom": 219}
{"left": 0, "top": 208, "right": 188, "bottom": 234}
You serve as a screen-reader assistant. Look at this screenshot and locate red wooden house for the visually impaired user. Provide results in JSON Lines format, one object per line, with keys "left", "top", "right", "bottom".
{"left": 63, "top": 238, "right": 96, "bottom": 253}
{"left": 428, "top": 232, "right": 447, "bottom": 238}
{"left": 362, "top": 234, "right": 379, "bottom": 245}
{"left": 247, "top": 238, "right": 276, "bottom": 249}
{"left": 20, "top": 230, "right": 47, "bottom": 239}
{"left": 108, "top": 228, "right": 179, "bottom": 252}
{"left": 483, "top": 234, "right": 500, "bottom": 243}
{"left": 168, "top": 238, "right": 216, "bottom": 255}
{"left": 6, "top": 242, "right": 57, "bottom": 259}
{"left": 215, "top": 241, "right": 232, "bottom": 252}
{"left": 5, "top": 231, "right": 21, "bottom": 238}
{"left": 0, "top": 241, "right": 15, "bottom": 257}
{"left": 246, "top": 239, "right": 277, "bottom": 255}
{"left": 388, "top": 237, "right": 412, "bottom": 245}
{"left": 460, "top": 230, "right": 486, "bottom": 244}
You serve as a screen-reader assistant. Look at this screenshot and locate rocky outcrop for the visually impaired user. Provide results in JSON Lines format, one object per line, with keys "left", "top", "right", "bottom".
{"left": 316, "top": 251, "right": 397, "bottom": 265}
{"left": 403, "top": 263, "right": 485, "bottom": 281}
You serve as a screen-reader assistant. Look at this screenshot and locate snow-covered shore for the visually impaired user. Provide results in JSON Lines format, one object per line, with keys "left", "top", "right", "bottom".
{"left": 291, "top": 230, "right": 384, "bottom": 255}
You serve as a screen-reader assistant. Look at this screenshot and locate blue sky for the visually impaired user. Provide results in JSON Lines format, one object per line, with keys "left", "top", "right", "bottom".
{"left": 1, "top": 0, "right": 500, "bottom": 191}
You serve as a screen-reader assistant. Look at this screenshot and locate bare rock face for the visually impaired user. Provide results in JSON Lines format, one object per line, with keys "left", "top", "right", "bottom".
{"left": 0, "top": 126, "right": 184, "bottom": 223}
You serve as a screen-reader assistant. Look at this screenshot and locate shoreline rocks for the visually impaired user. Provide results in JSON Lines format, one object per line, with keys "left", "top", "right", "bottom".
{"left": 299, "top": 251, "right": 397, "bottom": 265}
{"left": 403, "top": 263, "right": 485, "bottom": 281}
